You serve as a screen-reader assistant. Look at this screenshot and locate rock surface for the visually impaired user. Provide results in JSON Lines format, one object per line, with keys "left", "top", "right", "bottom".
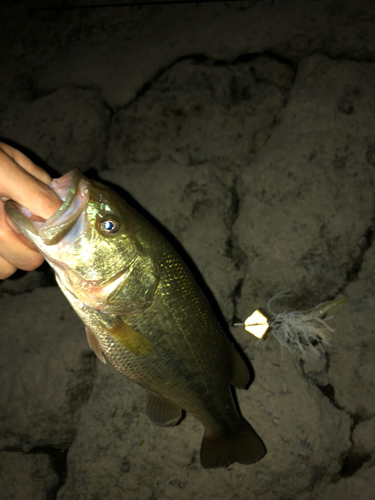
{"left": 352, "top": 417, "right": 375, "bottom": 457}
{"left": 235, "top": 54, "right": 375, "bottom": 315}
{"left": 312, "top": 466, "right": 375, "bottom": 500}
{"left": 57, "top": 336, "right": 350, "bottom": 500}
{"left": 0, "top": 288, "right": 96, "bottom": 451}
{"left": 0, "top": 88, "right": 110, "bottom": 174}
{"left": 328, "top": 244, "right": 375, "bottom": 420}
{"left": 0, "top": 451, "right": 59, "bottom": 500}
{"left": 1, "top": 1, "right": 375, "bottom": 499}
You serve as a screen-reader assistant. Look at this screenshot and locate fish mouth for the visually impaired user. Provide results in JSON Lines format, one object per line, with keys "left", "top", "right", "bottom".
{"left": 5, "top": 168, "right": 89, "bottom": 246}
{"left": 5, "top": 168, "right": 130, "bottom": 311}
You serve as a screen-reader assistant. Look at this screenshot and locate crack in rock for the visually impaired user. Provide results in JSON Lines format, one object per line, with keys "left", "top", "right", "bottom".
{"left": 225, "top": 176, "right": 249, "bottom": 324}
{"left": 66, "top": 351, "right": 98, "bottom": 415}
{"left": 302, "top": 354, "right": 374, "bottom": 482}
{"left": 28, "top": 446, "right": 68, "bottom": 500}
{"left": 108, "top": 51, "right": 296, "bottom": 169}
{"left": 115, "top": 50, "right": 297, "bottom": 127}
{"left": 340, "top": 452, "right": 372, "bottom": 478}
{"left": 344, "top": 224, "right": 375, "bottom": 286}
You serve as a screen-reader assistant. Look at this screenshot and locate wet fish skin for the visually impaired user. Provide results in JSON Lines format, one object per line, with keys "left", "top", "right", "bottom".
{"left": 5, "top": 169, "right": 266, "bottom": 468}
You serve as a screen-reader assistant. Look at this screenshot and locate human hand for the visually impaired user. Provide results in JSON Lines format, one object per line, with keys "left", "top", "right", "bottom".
{"left": 0, "top": 143, "right": 62, "bottom": 279}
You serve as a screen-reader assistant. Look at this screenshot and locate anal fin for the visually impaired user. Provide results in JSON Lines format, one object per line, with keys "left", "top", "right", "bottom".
{"left": 146, "top": 391, "right": 183, "bottom": 426}
{"left": 85, "top": 327, "right": 106, "bottom": 364}
{"left": 230, "top": 343, "right": 251, "bottom": 389}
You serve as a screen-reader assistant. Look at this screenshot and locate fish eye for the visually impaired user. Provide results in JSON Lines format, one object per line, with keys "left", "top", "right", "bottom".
{"left": 100, "top": 217, "right": 120, "bottom": 234}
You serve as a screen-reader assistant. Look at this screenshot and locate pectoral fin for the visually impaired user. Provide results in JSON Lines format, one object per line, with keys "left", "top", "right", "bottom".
{"left": 54, "top": 273, "right": 154, "bottom": 358}
{"left": 105, "top": 317, "right": 155, "bottom": 357}
{"left": 146, "top": 391, "right": 183, "bottom": 426}
{"left": 85, "top": 327, "right": 106, "bottom": 364}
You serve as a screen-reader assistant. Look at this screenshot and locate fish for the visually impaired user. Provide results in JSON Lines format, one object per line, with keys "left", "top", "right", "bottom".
{"left": 5, "top": 168, "right": 266, "bottom": 468}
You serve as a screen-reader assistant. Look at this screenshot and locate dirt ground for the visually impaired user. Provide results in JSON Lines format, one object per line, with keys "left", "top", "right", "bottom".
{"left": 0, "top": 1, "right": 375, "bottom": 499}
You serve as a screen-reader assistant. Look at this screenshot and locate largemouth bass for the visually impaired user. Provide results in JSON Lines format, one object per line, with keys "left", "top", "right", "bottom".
{"left": 5, "top": 169, "right": 266, "bottom": 468}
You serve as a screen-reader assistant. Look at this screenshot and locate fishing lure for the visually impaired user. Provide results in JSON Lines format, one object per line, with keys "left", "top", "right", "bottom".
{"left": 235, "top": 291, "right": 347, "bottom": 359}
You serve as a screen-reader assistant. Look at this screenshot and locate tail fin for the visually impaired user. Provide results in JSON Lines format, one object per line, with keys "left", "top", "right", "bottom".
{"left": 200, "top": 420, "right": 266, "bottom": 469}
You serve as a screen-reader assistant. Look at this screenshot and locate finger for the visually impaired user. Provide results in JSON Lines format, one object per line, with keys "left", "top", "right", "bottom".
{"left": 0, "top": 233, "right": 44, "bottom": 272}
{"left": 0, "top": 149, "right": 62, "bottom": 219}
{"left": 5, "top": 213, "right": 41, "bottom": 252}
{"left": 0, "top": 203, "right": 45, "bottom": 272}
{"left": 0, "top": 254, "right": 17, "bottom": 280}
{"left": 0, "top": 142, "right": 52, "bottom": 184}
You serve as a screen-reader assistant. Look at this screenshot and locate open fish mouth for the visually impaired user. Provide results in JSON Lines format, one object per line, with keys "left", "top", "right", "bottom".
{"left": 5, "top": 169, "right": 130, "bottom": 310}
{"left": 5, "top": 168, "right": 90, "bottom": 246}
